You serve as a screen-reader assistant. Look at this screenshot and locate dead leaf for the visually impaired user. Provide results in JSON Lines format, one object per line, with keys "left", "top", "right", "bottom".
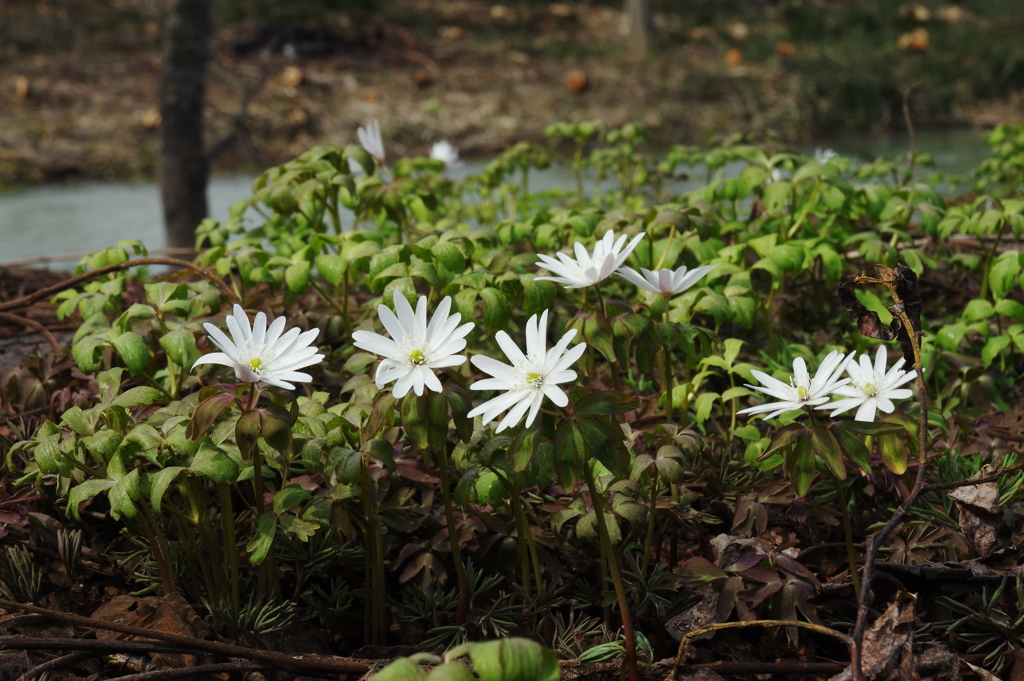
{"left": 829, "top": 593, "right": 916, "bottom": 681}
{"left": 91, "top": 593, "right": 212, "bottom": 669}
{"left": 950, "top": 464, "right": 1005, "bottom": 557}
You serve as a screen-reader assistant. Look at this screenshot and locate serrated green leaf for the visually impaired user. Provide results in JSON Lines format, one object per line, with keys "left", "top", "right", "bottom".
{"left": 111, "top": 332, "right": 149, "bottom": 376}
{"left": 246, "top": 513, "right": 277, "bottom": 565}
{"left": 149, "top": 467, "right": 185, "bottom": 513}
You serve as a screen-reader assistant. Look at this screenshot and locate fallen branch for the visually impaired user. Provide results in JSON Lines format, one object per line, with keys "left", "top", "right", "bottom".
{"left": 0, "top": 600, "right": 372, "bottom": 676}
{"left": 0, "top": 311, "right": 61, "bottom": 354}
{"left": 670, "top": 619, "right": 852, "bottom": 678}
{"left": 0, "top": 257, "right": 239, "bottom": 313}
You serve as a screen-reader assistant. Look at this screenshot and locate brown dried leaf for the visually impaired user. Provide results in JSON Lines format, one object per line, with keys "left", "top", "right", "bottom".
{"left": 838, "top": 275, "right": 897, "bottom": 342}
{"left": 950, "top": 464, "right": 1005, "bottom": 558}
{"left": 829, "top": 593, "right": 916, "bottom": 681}
{"left": 91, "top": 593, "right": 212, "bottom": 669}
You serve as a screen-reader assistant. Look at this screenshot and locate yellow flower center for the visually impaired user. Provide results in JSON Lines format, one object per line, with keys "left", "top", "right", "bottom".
{"left": 526, "top": 371, "right": 543, "bottom": 386}
{"left": 248, "top": 357, "right": 263, "bottom": 373}
{"left": 409, "top": 349, "right": 426, "bottom": 365}
{"left": 796, "top": 385, "right": 809, "bottom": 400}
{"left": 863, "top": 382, "right": 877, "bottom": 396}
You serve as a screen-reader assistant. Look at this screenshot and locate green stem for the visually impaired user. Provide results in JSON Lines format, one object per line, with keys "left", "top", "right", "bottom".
{"left": 510, "top": 491, "right": 532, "bottom": 598}
{"left": 218, "top": 483, "right": 240, "bottom": 619}
{"left": 436, "top": 449, "right": 470, "bottom": 625}
{"left": 980, "top": 218, "right": 1007, "bottom": 301}
{"left": 583, "top": 460, "right": 639, "bottom": 681}
{"left": 137, "top": 504, "right": 176, "bottom": 595}
{"left": 641, "top": 466, "right": 659, "bottom": 574}
{"left": 659, "top": 303, "right": 673, "bottom": 427}
{"left": 831, "top": 473, "right": 861, "bottom": 600}
{"left": 654, "top": 226, "right": 675, "bottom": 271}
{"left": 679, "top": 355, "right": 692, "bottom": 429}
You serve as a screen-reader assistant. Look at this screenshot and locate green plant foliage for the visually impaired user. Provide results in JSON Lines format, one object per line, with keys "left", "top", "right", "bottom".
{"left": 6, "top": 119, "right": 1024, "bottom": 678}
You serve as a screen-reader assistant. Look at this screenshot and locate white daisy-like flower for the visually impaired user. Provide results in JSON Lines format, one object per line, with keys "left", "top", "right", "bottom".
{"left": 817, "top": 346, "right": 917, "bottom": 422}
{"left": 468, "top": 310, "right": 586, "bottom": 432}
{"left": 617, "top": 264, "right": 717, "bottom": 296}
{"left": 814, "top": 147, "right": 839, "bottom": 163}
{"left": 535, "top": 230, "right": 645, "bottom": 289}
{"left": 192, "top": 305, "right": 323, "bottom": 390}
{"left": 737, "top": 351, "right": 852, "bottom": 420}
{"left": 352, "top": 293, "right": 474, "bottom": 398}
{"left": 357, "top": 120, "right": 385, "bottom": 163}
{"left": 430, "top": 140, "right": 463, "bottom": 170}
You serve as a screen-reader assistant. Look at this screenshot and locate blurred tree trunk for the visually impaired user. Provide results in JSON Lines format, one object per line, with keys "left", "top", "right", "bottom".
{"left": 624, "top": 0, "right": 653, "bottom": 57}
{"left": 159, "top": 0, "right": 211, "bottom": 251}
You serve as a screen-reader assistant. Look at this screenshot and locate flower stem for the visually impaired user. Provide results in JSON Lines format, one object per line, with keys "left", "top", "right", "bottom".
{"left": 830, "top": 472, "right": 861, "bottom": 600}
{"left": 582, "top": 459, "right": 639, "bottom": 681}
{"left": 641, "top": 465, "right": 660, "bottom": 574}
{"left": 218, "top": 483, "right": 240, "bottom": 619}
{"left": 659, "top": 304, "right": 673, "bottom": 427}
{"left": 436, "top": 448, "right": 471, "bottom": 625}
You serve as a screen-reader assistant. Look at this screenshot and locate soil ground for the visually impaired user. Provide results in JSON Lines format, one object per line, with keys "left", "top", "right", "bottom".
{"left": 1, "top": 0, "right": 1023, "bottom": 185}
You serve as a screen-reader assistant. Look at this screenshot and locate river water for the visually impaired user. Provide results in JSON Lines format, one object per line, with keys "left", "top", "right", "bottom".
{"left": 0, "top": 129, "right": 993, "bottom": 269}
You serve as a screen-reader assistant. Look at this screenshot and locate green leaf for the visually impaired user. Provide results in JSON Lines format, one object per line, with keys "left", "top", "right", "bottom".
{"left": 186, "top": 390, "right": 236, "bottom": 441}
{"left": 981, "top": 335, "right": 1011, "bottom": 368}
{"left": 371, "top": 658, "right": 428, "bottom": 681}
{"left": 995, "top": 299, "right": 1024, "bottom": 322}
{"left": 553, "top": 421, "right": 583, "bottom": 489}
{"left": 149, "top": 467, "right": 185, "bottom": 513}
{"left": 400, "top": 395, "right": 430, "bottom": 450}
{"left": 160, "top": 329, "right": 201, "bottom": 370}
{"left": 693, "top": 392, "right": 720, "bottom": 425}
{"left": 67, "top": 479, "right": 115, "bottom": 520}
{"left": 316, "top": 253, "right": 347, "bottom": 287}
{"left": 190, "top": 443, "right": 240, "bottom": 484}
{"left": 522, "top": 277, "right": 556, "bottom": 315}
{"left": 109, "top": 469, "right": 140, "bottom": 520}
{"left": 479, "top": 287, "right": 511, "bottom": 329}
{"left": 961, "top": 299, "right": 995, "bottom": 323}
{"left": 878, "top": 431, "right": 908, "bottom": 475}
{"left": 71, "top": 336, "right": 104, "bottom": 374}
{"left": 811, "top": 423, "right": 845, "bottom": 479}
{"left": 468, "top": 638, "right": 560, "bottom": 681}
{"left": 832, "top": 423, "right": 871, "bottom": 475}
{"left": 273, "top": 485, "right": 313, "bottom": 515}
{"left": 989, "top": 250, "right": 1021, "bottom": 300}
{"left": 432, "top": 240, "right": 466, "bottom": 272}
{"left": 509, "top": 419, "right": 540, "bottom": 472}
{"left": 936, "top": 322, "right": 967, "bottom": 352}
{"left": 61, "top": 407, "right": 93, "bottom": 436}
{"left": 574, "top": 391, "right": 641, "bottom": 416}
{"left": 285, "top": 259, "right": 312, "bottom": 293}
{"left": 577, "top": 418, "right": 629, "bottom": 478}
{"left": 246, "top": 513, "right": 277, "bottom": 565}
{"left": 425, "top": 661, "right": 475, "bottom": 681}
{"left": 112, "top": 386, "right": 164, "bottom": 408}
{"left": 784, "top": 436, "right": 815, "bottom": 496}
{"left": 111, "top": 332, "right": 149, "bottom": 376}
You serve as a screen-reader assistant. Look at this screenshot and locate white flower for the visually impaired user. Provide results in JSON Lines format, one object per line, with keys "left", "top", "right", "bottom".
{"left": 535, "top": 230, "right": 645, "bottom": 289}
{"left": 193, "top": 305, "right": 323, "bottom": 390}
{"left": 352, "top": 293, "right": 474, "bottom": 398}
{"left": 468, "top": 310, "right": 586, "bottom": 432}
{"left": 814, "top": 147, "right": 839, "bottom": 163}
{"left": 737, "top": 351, "right": 851, "bottom": 420}
{"left": 357, "top": 120, "right": 385, "bottom": 163}
{"left": 817, "top": 346, "right": 917, "bottom": 422}
{"left": 430, "top": 140, "right": 463, "bottom": 170}
{"left": 617, "top": 264, "right": 717, "bottom": 296}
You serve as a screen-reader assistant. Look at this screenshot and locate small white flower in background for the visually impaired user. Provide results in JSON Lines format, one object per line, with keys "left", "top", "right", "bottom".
{"left": 817, "top": 346, "right": 917, "bottom": 422}
{"left": 352, "top": 293, "right": 474, "bottom": 398}
{"left": 814, "top": 147, "right": 839, "bottom": 163}
{"left": 468, "top": 310, "right": 586, "bottom": 432}
{"left": 535, "top": 230, "right": 645, "bottom": 289}
{"left": 766, "top": 167, "right": 785, "bottom": 184}
{"left": 737, "top": 351, "right": 851, "bottom": 420}
{"left": 193, "top": 305, "right": 324, "bottom": 390}
{"left": 430, "top": 140, "right": 463, "bottom": 170}
{"left": 617, "top": 264, "right": 718, "bottom": 296}
{"left": 357, "top": 120, "right": 386, "bottom": 163}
